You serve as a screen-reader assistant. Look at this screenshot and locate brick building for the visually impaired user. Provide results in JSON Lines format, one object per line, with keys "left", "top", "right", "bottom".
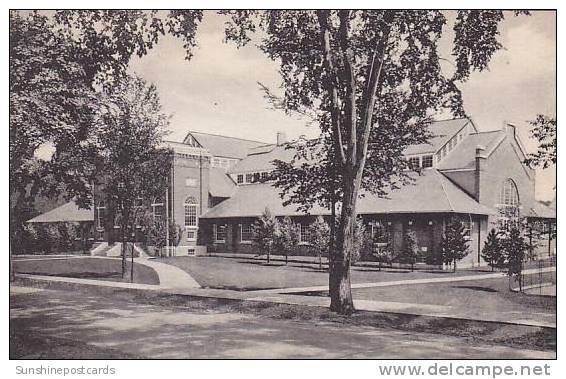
{"left": 32, "top": 118, "right": 556, "bottom": 266}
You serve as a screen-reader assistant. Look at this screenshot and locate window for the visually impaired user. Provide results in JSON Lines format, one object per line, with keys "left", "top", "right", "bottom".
{"left": 245, "top": 173, "right": 253, "bottom": 183}
{"left": 253, "top": 172, "right": 260, "bottom": 183}
{"left": 408, "top": 156, "right": 420, "bottom": 169}
{"left": 299, "top": 223, "right": 311, "bottom": 244}
{"left": 214, "top": 224, "right": 226, "bottom": 242}
{"left": 241, "top": 223, "right": 253, "bottom": 242}
{"left": 422, "top": 155, "right": 433, "bottom": 168}
{"left": 260, "top": 172, "right": 269, "bottom": 182}
{"left": 499, "top": 179, "right": 519, "bottom": 207}
{"left": 134, "top": 197, "right": 143, "bottom": 208}
{"left": 237, "top": 174, "right": 244, "bottom": 184}
{"left": 96, "top": 202, "right": 106, "bottom": 229}
{"left": 152, "top": 197, "right": 164, "bottom": 220}
{"left": 462, "top": 219, "right": 472, "bottom": 240}
{"left": 184, "top": 196, "right": 198, "bottom": 229}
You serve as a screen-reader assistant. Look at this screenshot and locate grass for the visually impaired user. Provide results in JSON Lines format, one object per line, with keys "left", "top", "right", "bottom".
{"left": 13, "top": 257, "right": 160, "bottom": 285}
{"left": 157, "top": 255, "right": 489, "bottom": 290}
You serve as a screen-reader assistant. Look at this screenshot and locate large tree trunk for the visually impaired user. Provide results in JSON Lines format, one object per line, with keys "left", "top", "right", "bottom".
{"left": 329, "top": 164, "right": 361, "bottom": 315}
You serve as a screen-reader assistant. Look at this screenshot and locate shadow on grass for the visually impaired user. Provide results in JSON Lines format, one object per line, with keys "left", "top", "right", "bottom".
{"left": 453, "top": 285, "right": 498, "bottom": 293}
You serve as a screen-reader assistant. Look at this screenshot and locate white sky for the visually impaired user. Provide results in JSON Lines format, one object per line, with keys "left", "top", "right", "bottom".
{"left": 128, "top": 10, "right": 556, "bottom": 201}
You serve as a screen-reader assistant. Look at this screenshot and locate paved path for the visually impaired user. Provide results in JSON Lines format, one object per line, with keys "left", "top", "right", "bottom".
{"left": 13, "top": 256, "right": 200, "bottom": 290}
{"left": 10, "top": 285, "right": 554, "bottom": 359}
{"left": 254, "top": 266, "right": 556, "bottom": 294}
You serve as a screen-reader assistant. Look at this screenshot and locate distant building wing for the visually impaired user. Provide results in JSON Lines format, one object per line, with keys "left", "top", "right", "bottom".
{"left": 26, "top": 201, "right": 94, "bottom": 223}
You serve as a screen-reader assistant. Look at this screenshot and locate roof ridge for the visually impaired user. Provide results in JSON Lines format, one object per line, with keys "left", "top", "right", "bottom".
{"left": 189, "top": 130, "right": 267, "bottom": 144}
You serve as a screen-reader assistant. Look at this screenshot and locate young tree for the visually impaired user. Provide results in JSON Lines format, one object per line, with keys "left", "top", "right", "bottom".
{"left": 372, "top": 226, "right": 393, "bottom": 271}
{"left": 252, "top": 208, "right": 278, "bottom": 264}
{"left": 440, "top": 218, "right": 470, "bottom": 272}
{"left": 524, "top": 114, "right": 556, "bottom": 169}
{"left": 481, "top": 228, "right": 504, "bottom": 271}
{"left": 221, "top": 10, "right": 524, "bottom": 314}
{"left": 274, "top": 216, "right": 301, "bottom": 264}
{"left": 309, "top": 216, "right": 331, "bottom": 270}
{"left": 95, "top": 75, "right": 172, "bottom": 280}
{"left": 399, "top": 231, "right": 419, "bottom": 272}
{"left": 144, "top": 215, "right": 181, "bottom": 257}
{"left": 502, "top": 227, "right": 529, "bottom": 292}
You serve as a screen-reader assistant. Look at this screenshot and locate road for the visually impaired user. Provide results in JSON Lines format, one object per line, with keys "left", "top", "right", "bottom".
{"left": 10, "top": 285, "right": 554, "bottom": 359}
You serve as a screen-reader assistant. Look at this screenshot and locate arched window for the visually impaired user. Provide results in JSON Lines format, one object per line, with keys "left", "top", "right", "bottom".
{"left": 499, "top": 179, "right": 519, "bottom": 207}
{"left": 152, "top": 197, "right": 164, "bottom": 220}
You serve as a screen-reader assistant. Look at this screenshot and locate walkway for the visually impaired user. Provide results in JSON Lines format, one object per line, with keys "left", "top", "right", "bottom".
{"left": 254, "top": 266, "right": 557, "bottom": 294}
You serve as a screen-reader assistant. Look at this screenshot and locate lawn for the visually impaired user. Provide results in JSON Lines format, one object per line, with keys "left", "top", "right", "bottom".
{"left": 157, "top": 255, "right": 489, "bottom": 290}
{"left": 13, "top": 257, "right": 159, "bottom": 285}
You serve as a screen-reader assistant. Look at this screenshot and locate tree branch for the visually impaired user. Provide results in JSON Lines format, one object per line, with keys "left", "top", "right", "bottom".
{"left": 356, "top": 11, "right": 396, "bottom": 169}
{"left": 316, "top": 10, "right": 347, "bottom": 165}
{"left": 338, "top": 10, "right": 358, "bottom": 165}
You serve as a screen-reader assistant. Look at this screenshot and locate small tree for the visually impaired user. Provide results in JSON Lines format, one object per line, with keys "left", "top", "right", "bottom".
{"left": 502, "top": 226, "right": 529, "bottom": 292}
{"left": 371, "top": 224, "right": 393, "bottom": 270}
{"left": 440, "top": 218, "right": 470, "bottom": 272}
{"left": 274, "top": 216, "right": 301, "bottom": 264}
{"left": 309, "top": 216, "right": 331, "bottom": 270}
{"left": 144, "top": 216, "right": 181, "bottom": 257}
{"left": 252, "top": 207, "right": 277, "bottom": 264}
{"left": 399, "top": 230, "right": 419, "bottom": 271}
{"left": 351, "top": 218, "right": 369, "bottom": 264}
{"left": 481, "top": 228, "right": 504, "bottom": 271}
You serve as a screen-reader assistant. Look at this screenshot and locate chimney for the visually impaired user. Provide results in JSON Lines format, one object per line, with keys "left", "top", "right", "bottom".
{"left": 503, "top": 121, "right": 516, "bottom": 138}
{"left": 276, "top": 131, "right": 287, "bottom": 146}
{"left": 474, "top": 145, "right": 487, "bottom": 202}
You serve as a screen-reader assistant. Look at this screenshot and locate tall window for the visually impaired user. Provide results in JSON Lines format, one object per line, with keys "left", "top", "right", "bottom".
{"left": 152, "top": 197, "right": 164, "bottom": 220}
{"left": 96, "top": 202, "right": 106, "bottom": 229}
{"left": 245, "top": 173, "right": 253, "bottom": 183}
{"left": 184, "top": 196, "right": 198, "bottom": 228}
{"left": 299, "top": 223, "right": 311, "bottom": 244}
{"left": 499, "top": 179, "right": 519, "bottom": 207}
{"left": 237, "top": 174, "right": 244, "bottom": 184}
{"left": 241, "top": 223, "right": 253, "bottom": 242}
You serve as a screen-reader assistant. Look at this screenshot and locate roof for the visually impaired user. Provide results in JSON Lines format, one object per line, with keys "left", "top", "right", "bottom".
{"left": 202, "top": 169, "right": 495, "bottom": 219}
{"left": 209, "top": 168, "right": 236, "bottom": 198}
{"left": 229, "top": 144, "right": 296, "bottom": 173}
{"left": 186, "top": 131, "right": 266, "bottom": 159}
{"left": 436, "top": 130, "right": 505, "bottom": 170}
{"left": 526, "top": 201, "right": 556, "bottom": 219}
{"left": 27, "top": 201, "right": 94, "bottom": 223}
{"left": 404, "top": 118, "right": 475, "bottom": 155}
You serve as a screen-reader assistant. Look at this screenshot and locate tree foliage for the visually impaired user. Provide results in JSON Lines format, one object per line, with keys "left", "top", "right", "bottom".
{"left": 252, "top": 208, "right": 278, "bottom": 264}
{"left": 220, "top": 10, "right": 521, "bottom": 314}
{"left": 501, "top": 227, "right": 529, "bottom": 292}
{"left": 440, "top": 218, "right": 470, "bottom": 272}
{"left": 94, "top": 75, "right": 173, "bottom": 277}
{"left": 524, "top": 114, "right": 556, "bottom": 169}
{"left": 481, "top": 228, "right": 504, "bottom": 271}
{"left": 309, "top": 216, "right": 331, "bottom": 270}
{"left": 399, "top": 230, "right": 419, "bottom": 271}
{"left": 274, "top": 216, "right": 301, "bottom": 264}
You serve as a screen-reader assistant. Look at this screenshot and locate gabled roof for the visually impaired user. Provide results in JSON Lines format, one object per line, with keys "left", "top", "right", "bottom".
{"left": 202, "top": 169, "right": 495, "bottom": 219}
{"left": 436, "top": 130, "right": 505, "bottom": 171}
{"left": 27, "top": 201, "right": 94, "bottom": 223}
{"left": 184, "top": 131, "right": 266, "bottom": 159}
{"left": 404, "top": 118, "right": 476, "bottom": 156}
{"left": 209, "top": 168, "right": 236, "bottom": 198}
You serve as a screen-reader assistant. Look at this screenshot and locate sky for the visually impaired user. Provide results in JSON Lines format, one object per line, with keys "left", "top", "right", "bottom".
{"left": 128, "top": 10, "right": 556, "bottom": 201}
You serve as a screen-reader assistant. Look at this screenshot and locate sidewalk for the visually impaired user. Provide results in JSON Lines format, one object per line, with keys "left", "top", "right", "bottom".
{"left": 14, "top": 268, "right": 556, "bottom": 329}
